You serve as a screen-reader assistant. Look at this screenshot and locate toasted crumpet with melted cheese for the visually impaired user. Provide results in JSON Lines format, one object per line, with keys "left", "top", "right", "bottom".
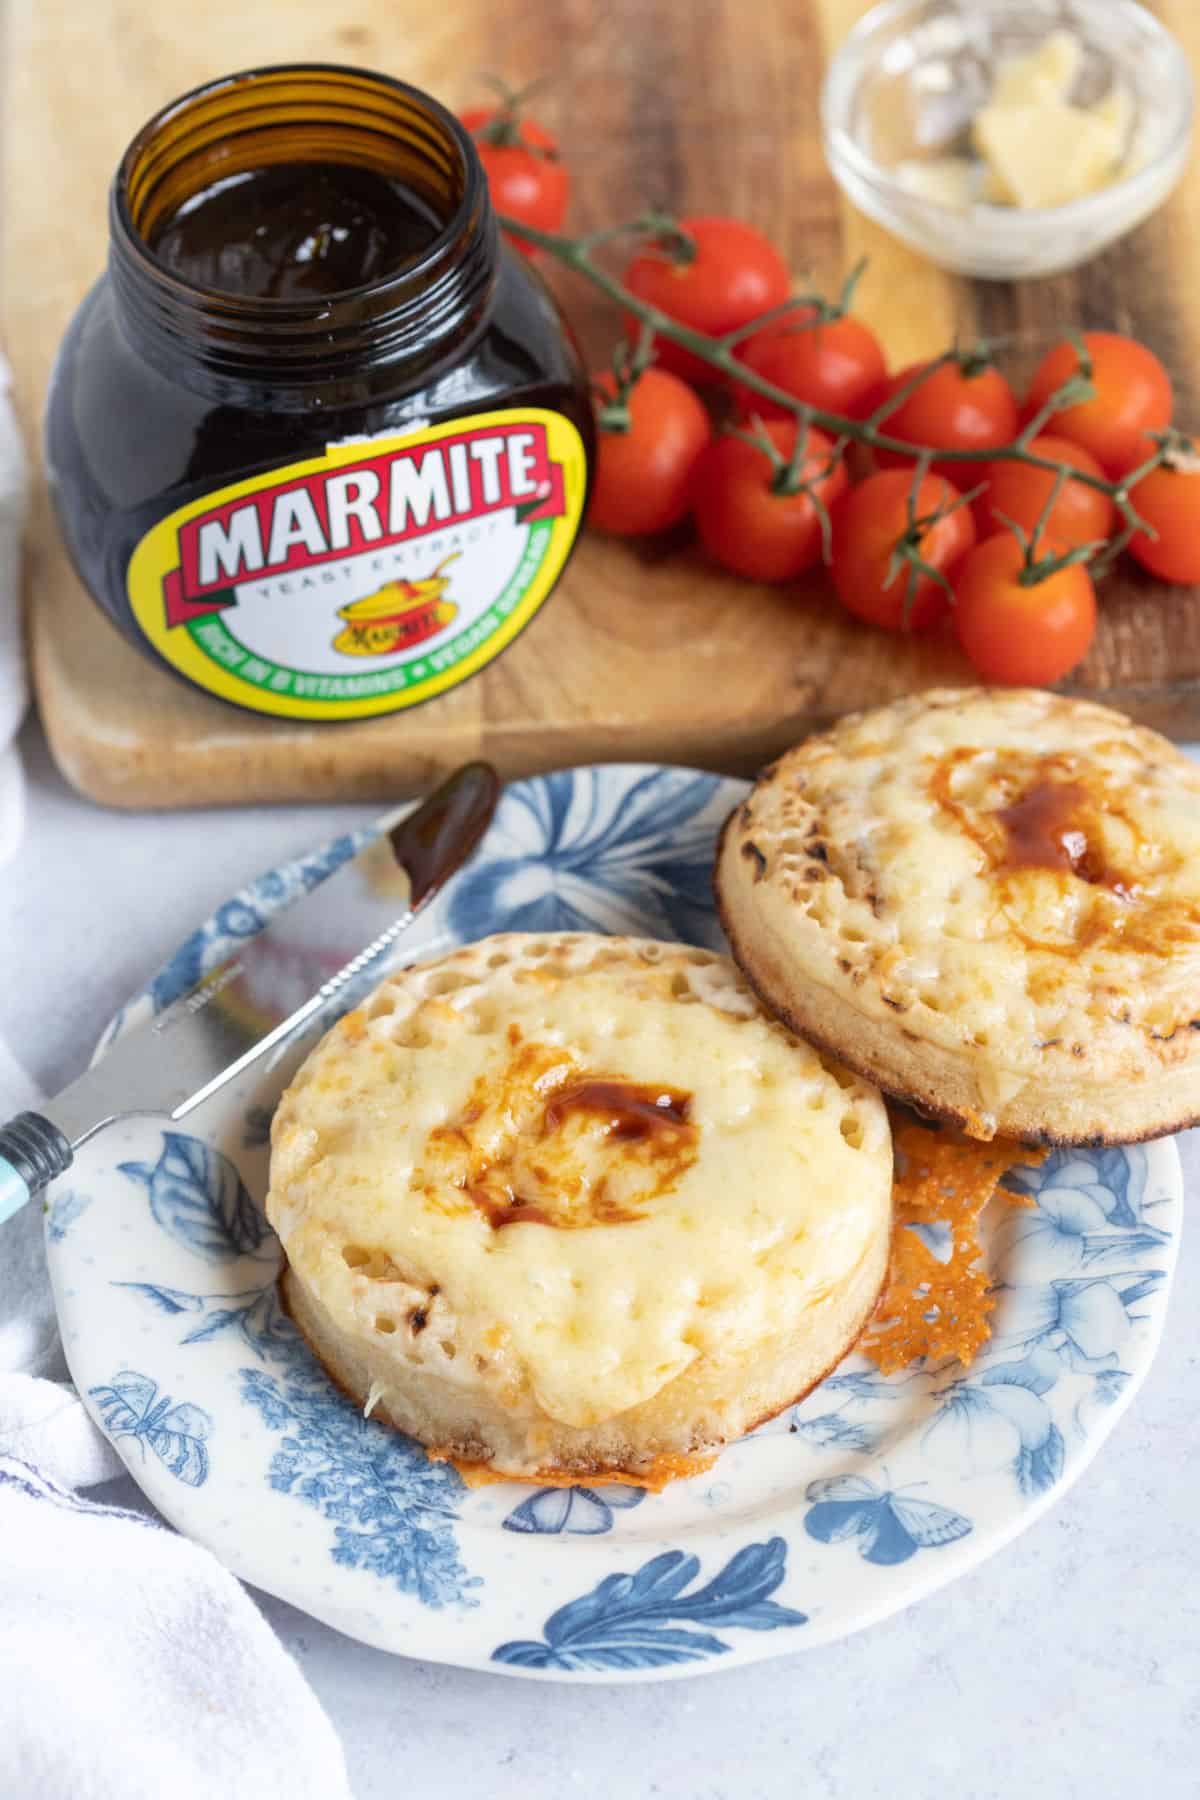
{"left": 267, "top": 932, "right": 891, "bottom": 1484}
{"left": 716, "top": 688, "right": 1200, "bottom": 1146}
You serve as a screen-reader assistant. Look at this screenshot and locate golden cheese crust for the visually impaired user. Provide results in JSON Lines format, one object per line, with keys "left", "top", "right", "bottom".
{"left": 267, "top": 932, "right": 892, "bottom": 1481}
{"left": 716, "top": 687, "right": 1200, "bottom": 1144}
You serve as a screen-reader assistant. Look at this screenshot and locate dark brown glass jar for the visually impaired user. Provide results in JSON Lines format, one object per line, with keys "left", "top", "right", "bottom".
{"left": 46, "top": 65, "right": 593, "bottom": 722}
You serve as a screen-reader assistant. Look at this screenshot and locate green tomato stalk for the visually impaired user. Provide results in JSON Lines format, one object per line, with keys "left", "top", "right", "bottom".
{"left": 501, "top": 210, "right": 1188, "bottom": 576}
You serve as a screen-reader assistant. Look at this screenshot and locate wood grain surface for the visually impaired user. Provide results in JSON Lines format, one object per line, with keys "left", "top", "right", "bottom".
{"left": 3, "top": 0, "right": 1200, "bottom": 808}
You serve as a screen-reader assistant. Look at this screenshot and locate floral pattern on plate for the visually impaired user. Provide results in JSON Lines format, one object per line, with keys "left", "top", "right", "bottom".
{"left": 492, "top": 1539, "right": 807, "bottom": 1672}
{"left": 44, "top": 764, "right": 1183, "bottom": 1681}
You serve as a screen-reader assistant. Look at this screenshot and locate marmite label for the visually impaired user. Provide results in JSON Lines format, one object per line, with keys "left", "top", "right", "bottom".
{"left": 126, "top": 409, "right": 587, "bottom": 720}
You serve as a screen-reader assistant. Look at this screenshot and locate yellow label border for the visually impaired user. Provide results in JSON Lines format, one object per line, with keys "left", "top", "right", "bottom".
{"left": 125, "top": 408, "right": 587, "bottom": 722}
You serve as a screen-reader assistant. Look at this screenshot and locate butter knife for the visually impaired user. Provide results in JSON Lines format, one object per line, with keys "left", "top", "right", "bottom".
{"left": 0, "top": 761, "right": 499, "bottom": 1223}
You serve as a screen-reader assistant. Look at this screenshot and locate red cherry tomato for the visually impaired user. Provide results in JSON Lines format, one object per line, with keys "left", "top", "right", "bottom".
{"left": 731, "top": 312, "right": 888, "bottom": 421}
{"left": 690, "top": 421, "right": 848, "bottom": 582}
{"left": 878, "top": 360, "right": 1020, "bottom": 486}
{"left": 460, "top": 106, "right": 569, "bottom": 253}
{"left": 622, "top": 217, "right": 791, "bottom": 384}
{"left": 829, "top": 470, "right": 976, "bottom": 632}
{"left": 587, "top": 368, "right": 713, "bottom": 537}
{"left": 976, "top": 435, "right": 1114, "bottom": 551}
{"left": 1023, "top": 332, "right": 1173, "bottom": 477}
{"left": 1126, "top": 450, "right": 1200, "bottom": 584}
{"left": 953, "top": 533, "right": 1097, "bottom": 685}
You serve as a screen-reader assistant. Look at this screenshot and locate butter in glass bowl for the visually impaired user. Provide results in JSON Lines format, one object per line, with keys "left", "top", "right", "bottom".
{"left": 820, "top": 0, "right": 1193, "bottom": 280}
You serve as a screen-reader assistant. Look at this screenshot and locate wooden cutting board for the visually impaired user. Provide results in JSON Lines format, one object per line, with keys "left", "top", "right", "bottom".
{"left": 5, "top": 0, "right": 1200, "bottom": 807}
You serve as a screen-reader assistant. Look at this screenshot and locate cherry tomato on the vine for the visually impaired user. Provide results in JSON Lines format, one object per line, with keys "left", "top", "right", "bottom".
{"left": 877, "top": 359, "right": 1019, "bottom": 486}
{"left": 1023, "top": 332, "right": 1173, "bottom": 476}
{"left": 975, "top": 434, "right": 1114, "bottom": 551}
{"left": 731, "top": 312, "right": 888, "bottom": 422}
{"left": 460, "top": 106, "right": 569, "bottom": 253}
{"left": 953, "top": 532, "right": 1097, "bottom": 685}
{"left": 1126, "top": 450, "right": 1200, "bottom": 584}
{"left": 690, "top": 421, "right": 848, "bottom": 582}
{"left": 622, "top": 216, "right": 791, "bottom": 385}
{"left": 829, "top": 470, "right": 975, "bottom": 632}
{"left": 587, "top": 368, "right": 713, "bottom": 537}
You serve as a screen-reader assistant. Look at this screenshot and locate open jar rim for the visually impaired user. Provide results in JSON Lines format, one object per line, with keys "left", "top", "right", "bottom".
{"left": 113, "top": 61, "right": 488, "bottom": 312}
{"left": 106, "top": 63, "right": 500, "bottom": 394}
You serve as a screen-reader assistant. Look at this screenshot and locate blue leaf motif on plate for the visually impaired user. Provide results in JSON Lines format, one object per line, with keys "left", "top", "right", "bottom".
{"left": 119, "top": 1132, "right": 270, "bottom": 1262}
{"left": 789, "top": 1412, "right": 881, "bottom": 1454}
{"left": 994, "top": 1183, "right": 1168, "bottom": 1279}
{"left": 46, "top": 1188, "right": 92, "bottom": 1242}
{"left": 784, "top": 1366, "right": 916, "bottom": 1451}
{"left": 990, "top": 1269, "right": 1165, "bottom": 1371}
{"left": 1085, "top": 1145, "right": 1145, "bottom": 1228}
{"left": 180, "top": 1288, "right": 296, "bottom": 1358}
{"left": 979, "top": 1348, "right": 1061, "bottom": 1396}
{"left": 1000, "top": 1146, "right": 1163, "bottom": 1269}
{"left": 240, "top": 1351, "right": 478, "bottom": 1610}
{"left": 1007, "top": 1144, "right": 1151, "bottom": 1227}
{"left": 447, "top": 768, "right": 728, "bottom": 948}
{"left": 1013, "top": 1422, "right": 1065, "bottom": 1495}
{"left": 1074, "top": 1367, "right": 1131, "bottom": 1435}
{"left": 148, "top": 830, "right": 369, "bottom": 1012}
{"left": 814, "top": 1370, "right": 909, "bottom": 1406}
{"left": 88, "top": 1370, "right": 211, "bottom": 1487}
{"left": 112, "top": 1282, "right": 207, "bottom": 1317}
{"left": 504, "top": 1484, "right": 646, "bottom": 1535}
{"left": 803, "top": 1476, "right": 972, "bottom": 1565}
{"left": 116, "top": 1278, "right": 304, "bottom": 1360}
{"left": 113, "top": 1277, "right": 477, "bottom": 1605}
{"left": 492, "top": 1537, "right": 806, "bottom": 1670}
{"left": 923, "top": 1360, "right": 1065, "bottom": 1495}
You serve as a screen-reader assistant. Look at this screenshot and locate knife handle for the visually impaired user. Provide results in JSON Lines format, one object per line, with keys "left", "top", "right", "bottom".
{"left": 0, "top": 1113, "right": 74, "bottom": 1224}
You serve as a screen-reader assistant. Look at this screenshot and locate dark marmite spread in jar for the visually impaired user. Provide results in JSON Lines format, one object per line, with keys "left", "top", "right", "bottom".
{"left": 46, "top": 66, "right": 593, "bottom": 722}
{"left": 149, "top": 162, "right": 445, "bottom": 299}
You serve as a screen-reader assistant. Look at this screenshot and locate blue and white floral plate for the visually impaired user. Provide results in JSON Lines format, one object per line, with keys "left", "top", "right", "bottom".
{"left": 46, "top": 764, "right": 1182, "bottom": 1682}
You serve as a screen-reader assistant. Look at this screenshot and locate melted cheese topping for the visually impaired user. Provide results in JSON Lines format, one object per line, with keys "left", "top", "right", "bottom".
{"left": 727, "top": 689, "right": 1200, "bottom": 1085}
{"left": 268, "top": 934, "right": 891, "bottom": 1429}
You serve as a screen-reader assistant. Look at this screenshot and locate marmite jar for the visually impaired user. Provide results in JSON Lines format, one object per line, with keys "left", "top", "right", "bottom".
{"left": 46, "top": 65, "right": 593, "bottom": 721}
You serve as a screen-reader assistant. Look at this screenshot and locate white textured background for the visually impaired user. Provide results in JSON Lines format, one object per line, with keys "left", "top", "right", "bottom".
{"left": 2, "top": 718, "right": 1197, "bottom": 1800}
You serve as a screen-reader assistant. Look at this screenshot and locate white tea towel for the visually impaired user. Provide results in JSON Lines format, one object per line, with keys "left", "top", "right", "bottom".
{"left": 0, "top": 1457, "right": 354, "bottom": 1800}
{"left": 0, "top": 355, "right": 28, "bottom": 868}
{"left": 0, "top": 1046, "right": 353, "bottom": 1800}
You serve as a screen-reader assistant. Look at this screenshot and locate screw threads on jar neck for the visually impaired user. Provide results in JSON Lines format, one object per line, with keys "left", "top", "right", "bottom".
{"left": 108, "top": 64, "right": 498, "bottom": 399}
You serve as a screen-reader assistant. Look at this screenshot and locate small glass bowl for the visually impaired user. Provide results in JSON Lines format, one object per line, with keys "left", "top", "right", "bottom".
{"left": 821, "top": 0, "right": 1194, "bottom": 280}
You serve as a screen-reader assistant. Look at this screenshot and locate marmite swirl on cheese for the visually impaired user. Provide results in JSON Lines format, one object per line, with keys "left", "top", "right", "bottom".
{"left": 716, "top": 688, "right": 1200, "bottom": 1145}
{"left": 266, "top": 933, "right": 892, "bottom": 1484}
